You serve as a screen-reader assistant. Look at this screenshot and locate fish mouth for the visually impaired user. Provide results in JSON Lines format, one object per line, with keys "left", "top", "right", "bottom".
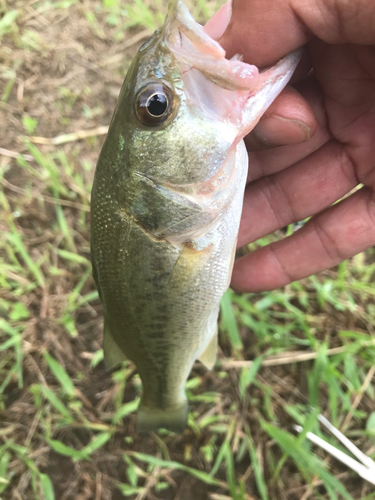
{"left": 164, "top": 0, "right": 301, "bottom": 137}
{"left": 164, "top": 0, "right": 259, "bottom": 91}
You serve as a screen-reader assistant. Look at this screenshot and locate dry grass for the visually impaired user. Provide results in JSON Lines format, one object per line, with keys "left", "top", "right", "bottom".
{"left": 1, "top": 1, "right": 375, "bottom": 499}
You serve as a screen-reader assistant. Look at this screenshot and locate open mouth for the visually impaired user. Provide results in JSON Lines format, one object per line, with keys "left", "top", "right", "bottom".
{"left": 164, "top": 0, "right": 260, "bottom": 91}
{"left": 163, "top": 0, "right": 301, "bottom": 138}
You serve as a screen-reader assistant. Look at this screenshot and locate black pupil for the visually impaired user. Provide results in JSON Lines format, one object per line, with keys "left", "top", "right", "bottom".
{"left": 147, "top": 93, "right": 167, "bottom": 116}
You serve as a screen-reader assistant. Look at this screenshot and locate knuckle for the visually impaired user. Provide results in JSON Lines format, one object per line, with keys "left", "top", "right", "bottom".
{"left": 267, "top": 245, "right": 295, "bottom": 285}
{"left": 339, "top": 147, "right": 360, "bottom": 186}
{"left": 311, "top": 216, "right": 345, "bottom": 262}
{"left": 262, "top": 175, "right": 296, "bottom": 227}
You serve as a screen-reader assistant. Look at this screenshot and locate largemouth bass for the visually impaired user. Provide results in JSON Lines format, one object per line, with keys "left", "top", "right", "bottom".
{"left": 91, "top": 0, "right": 300, "bottom": 432}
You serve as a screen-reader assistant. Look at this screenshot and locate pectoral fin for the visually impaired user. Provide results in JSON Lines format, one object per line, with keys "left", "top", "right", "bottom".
{"left": 198, "top": 331, "right": 218, "bottom": 370}
{"left": 103, "top": 320, "right": 127, "bottom": 370}
{"left": 168, "top": 242, "right": 213, "bottom": 291}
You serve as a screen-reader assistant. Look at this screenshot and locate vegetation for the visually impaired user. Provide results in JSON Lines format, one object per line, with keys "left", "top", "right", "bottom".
{"left": 1, "top": 0, "right": 374, "bottom": 499}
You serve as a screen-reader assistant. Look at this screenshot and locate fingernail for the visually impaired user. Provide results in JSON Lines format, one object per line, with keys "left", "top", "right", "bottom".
{"left": 204, "top": 0, "right": 232, "bottom": 40}
{"left": 254, "top": 115, "right": 312, "bottom": 146}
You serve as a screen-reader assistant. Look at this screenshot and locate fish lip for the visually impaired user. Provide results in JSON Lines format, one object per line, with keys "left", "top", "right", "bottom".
{"left": 164, "top": 1, "right": 301, "bottom": 94}
{"left": 164, "top": 0, "right": 259, "bottom": 91}
{"left": 166, "top": 0, "right": 225, "bottom": 58}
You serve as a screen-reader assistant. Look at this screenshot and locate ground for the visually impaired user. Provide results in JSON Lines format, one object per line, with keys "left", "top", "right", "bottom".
{"left": 0, "top": 1, "right": 375, "bottom": 499}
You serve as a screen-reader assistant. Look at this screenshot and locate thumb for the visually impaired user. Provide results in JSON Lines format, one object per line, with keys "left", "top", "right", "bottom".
{"left": 204, "top": 0, "right": 232, "bottom": 40}
{"left": 206, "top": 0, "right": 310, "bottom": 66}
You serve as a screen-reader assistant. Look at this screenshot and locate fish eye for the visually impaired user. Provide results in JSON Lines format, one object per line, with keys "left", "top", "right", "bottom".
{"left": 135, "top": 84, "right": 175, "bottom": 127}
{"left": 147, "top": 93, "right": 167, "bottom": 116}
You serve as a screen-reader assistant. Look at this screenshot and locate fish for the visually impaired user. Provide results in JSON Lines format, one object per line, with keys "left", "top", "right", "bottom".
{"left": 90, "top": 0, "right": 301, "bottom": 433}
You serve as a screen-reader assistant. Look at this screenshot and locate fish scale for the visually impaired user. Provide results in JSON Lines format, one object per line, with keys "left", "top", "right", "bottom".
{"left": 91, "top": 0, "right": 301, "bottom": 432}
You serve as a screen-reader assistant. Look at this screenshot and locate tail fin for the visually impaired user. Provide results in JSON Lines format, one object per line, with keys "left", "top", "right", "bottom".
{"left": 136, "top": 399, "right": 188, "bottom": 433}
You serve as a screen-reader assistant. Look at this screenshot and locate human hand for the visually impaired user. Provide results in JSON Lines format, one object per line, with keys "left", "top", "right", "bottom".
{"left": 205, "top": 0, "right": 375, "bottom": 292}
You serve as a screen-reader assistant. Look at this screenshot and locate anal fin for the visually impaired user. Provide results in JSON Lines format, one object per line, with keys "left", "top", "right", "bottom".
{"left": 198, "top": 331, "right": 218, "bottom": 370}
{"left": 103, "top": 320, "right": 127, "bottom": 370}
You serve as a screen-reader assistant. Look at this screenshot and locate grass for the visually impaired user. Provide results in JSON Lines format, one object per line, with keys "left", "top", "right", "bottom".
{"left": 1, "top": 0, "right": 375, "bottom": 499}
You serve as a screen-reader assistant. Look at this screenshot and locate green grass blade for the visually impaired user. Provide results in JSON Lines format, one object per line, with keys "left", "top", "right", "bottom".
{"left": 56, "top": 249, "right": 91, "bottom": 266}
{"left": 220, "top": 289, "right": 243, "bottom": 351}
{"left": 39, "top": 473, "right": 55, "bottom": 500}
{"left": 245, "top": 429, "right": 269, "bottom": 500}
{"left": 0, "top": 451, "right": 11, "bottom": 494}
{"left": 129, "top": 452, "right": 222, "bottom": 486}
{"left": 36, "top": 385, "right": 74, "bottom": 421}
{"left": 7, "top": 232, "right": 44, "bottom": 287}
{"left": 117, "top": 484, "right": 144, "bottom": 496}
{"left": 43, "top": 352, "right": 76, "bottom": 397}
{"left": 81, "top": 432, "right": 112, "bottom": 455}
{"left": 0, "top": 10, "right": 18, "bottom": 40}
{"left": 112, "top": 399, "right": 139, "bottom": 425}
{"left": 262, "top": 421, "right": 353, "bottom": 500}
{"left": 239, "top": 355, "right": 263, "bottom": 400}
{"left": 47, "top": 439, "right": 87, "bottom": 461}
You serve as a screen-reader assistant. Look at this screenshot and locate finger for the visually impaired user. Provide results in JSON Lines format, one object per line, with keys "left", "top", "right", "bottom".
{"left": 245, "top": 85, "right": 317, "bottom": 150}
{"left": 247, "top": 120, "right": 330, "bottom": 182}
{"left": 219, "top": 0, "right": 311, "bottom": 65}
{"left": 206, "top": 8, "right": 316, "bottom": 151}
{"left": 231, "top": 187, "right": 375, "bottom": 292}
{"left": 246, "top": 75, "right": 331, "bottom": 181}
{"left": 218, "top": 0, "right": 375, "bottom": 66}
{"left": 204, "top": 0, "right": 232, "bottom": 39}
{"left": 205, "top": 0, "right": 312, "bottom": 80}
{"left": 238, "top": 140, "right": 358, "bottom": 247}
